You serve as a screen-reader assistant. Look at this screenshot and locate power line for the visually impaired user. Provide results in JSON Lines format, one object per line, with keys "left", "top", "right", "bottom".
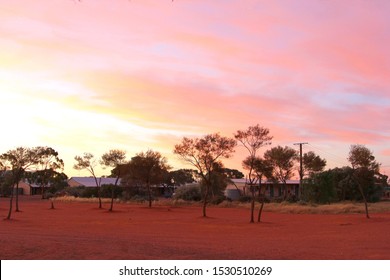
{"left": 306, "top": 143, "right": 348, "bottom": 167}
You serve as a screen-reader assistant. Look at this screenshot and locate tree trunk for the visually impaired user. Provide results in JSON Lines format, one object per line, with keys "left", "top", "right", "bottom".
{"left": 110, "top": 176, "right": 120, "bottom": 212}
{"left": 96, "top": 186, "right": 102, "bottom": 209}
{"left": 257, "top": 186, "right": 266, "bottom": 222}
{"left": 147, "top": 182, "right": 152, "bottom": 208}
{"left": 41, "top": 184, "right": 45, "bottom": 199}
{"left": 6, "top": 185, "right": 15, "bottom": 220}
{"left": 109, "top": 187, "right": 114, "bottom": 212}
{"left": 352, "top": 171, "right": 370, "bottom": 219}
{"left": 250, "top": 187, "right": 255, "bottom": 223}
{"left": 202, "top": 184, "right": 210, "bottom": 217}
{"left": 358, "top": 184, "right": 370, "bottom": 219}
{"left": 93, "top": 177, "right": 102, "bottom": 209}
{"left": 15, "top": 182, "right": 20, "bottom": 212}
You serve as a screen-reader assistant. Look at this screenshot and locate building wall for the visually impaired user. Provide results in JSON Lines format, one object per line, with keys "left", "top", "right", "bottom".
{"left": 226, "top": 181, "right": 299, "bottom": 200}
{"left": 16, "top": 181, "right": 31, "bottom": 195}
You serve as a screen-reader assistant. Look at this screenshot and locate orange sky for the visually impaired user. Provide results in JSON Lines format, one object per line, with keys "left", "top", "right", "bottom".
{"left": 1, "top": 0, "right": 389, "bottom": 178}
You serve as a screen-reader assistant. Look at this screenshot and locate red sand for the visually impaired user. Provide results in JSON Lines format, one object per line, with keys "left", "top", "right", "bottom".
{"left": 1, "top": 196, "right": 390, "bottom": 260}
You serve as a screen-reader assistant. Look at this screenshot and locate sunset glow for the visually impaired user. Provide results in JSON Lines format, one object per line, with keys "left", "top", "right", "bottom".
{"left": 1, "top": 0, "right": 389, "bottom": 177}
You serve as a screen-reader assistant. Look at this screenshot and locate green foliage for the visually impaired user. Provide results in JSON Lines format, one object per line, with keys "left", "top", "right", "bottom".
{"left": 100, "top": 184, "right": 123, "bottom": 198}
{"left": 63, "top": 186, "right": 99, "bottom": 198}
{"left": 302, "top": 171, "right": 337, "bottom": 204}
{"left": 209, "top": 195, "right": 226, "bottom": 205}
{"left": 64, "top": 186, "right": 86, "bottom": 197}
{"left": 238, "top": 195, "right": 252, "bottom": 203}
{"left": 303, "top": 166, "right": 386, "bottom": 204}
{"left": 303, "top": 151, "right": 327, "bottom": 176}
{"left": 174, "top": 185, "right": 202, "bottom": 201}
{"left": 0, "top": 171, "right": 13, "bottom": 197}
{"left": 264, "top": 145, "right": 298, "bottom": 183}
{"left": 200, "top": 162, "right": 229, "bottom": 198}
{"left": 168, "top": 169, "right": 198, "bottom": 186}
{"left": 221, "top": 168, "right": 245, "bottom": 179}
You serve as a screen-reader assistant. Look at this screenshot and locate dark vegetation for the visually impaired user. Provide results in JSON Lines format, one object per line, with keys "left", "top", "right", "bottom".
{"left": 0, "top": 125, "right": 388, "bottom": 221}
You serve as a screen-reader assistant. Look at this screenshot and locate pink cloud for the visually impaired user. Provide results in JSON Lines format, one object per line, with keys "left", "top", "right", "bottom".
{"left": 1, "top": 0, "right": 389, "bottom": 174}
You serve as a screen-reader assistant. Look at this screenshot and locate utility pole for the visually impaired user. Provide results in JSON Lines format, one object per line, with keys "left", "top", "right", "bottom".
{"left": 294, "top": 142, "right": 308, "bottom": 200}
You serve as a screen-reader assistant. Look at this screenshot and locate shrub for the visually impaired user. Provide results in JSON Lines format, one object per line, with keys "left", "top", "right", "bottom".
{"left": 64, "top": 186, "right": 85, "bottom": 198}
{"left": 129, "top": 194, "right": 157, "bottom": 203}
{"left": 238, "top": 195, "right": 252, "bottom": 203}
{"left": 100, "top": 184, "right": 123, "bottom": 198}
{"left": 210, "top": 195, "right": 226, "bottom": 205}
{"left": 43, "top": 192, "right": 55, "bottom": 199}
{"left": 173, "top": 185, "right": 202, "bottom": 201}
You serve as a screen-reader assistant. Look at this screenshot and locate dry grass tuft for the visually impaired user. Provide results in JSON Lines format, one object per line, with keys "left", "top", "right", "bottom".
{"left": 55, "top": 196, "right": 390, "bottom": 214}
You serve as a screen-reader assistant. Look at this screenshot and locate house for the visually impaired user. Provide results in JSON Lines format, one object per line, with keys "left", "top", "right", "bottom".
{"left": 225, "top": 178, "right": 300, "bottom": 200}
{"left": 14, "top": 180, "right": 48, "bottom": 195}
{"left": 68, "top": 177, "right": 120, "bottom": 188}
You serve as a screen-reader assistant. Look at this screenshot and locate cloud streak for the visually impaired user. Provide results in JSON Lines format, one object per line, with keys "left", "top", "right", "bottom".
{"left": 1, "top": 0, "right": 389, "bottom": 176}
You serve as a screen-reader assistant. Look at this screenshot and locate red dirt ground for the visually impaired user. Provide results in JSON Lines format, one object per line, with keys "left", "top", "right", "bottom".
{"left": 1, "top": 196, "right": 390, "bottom": 260}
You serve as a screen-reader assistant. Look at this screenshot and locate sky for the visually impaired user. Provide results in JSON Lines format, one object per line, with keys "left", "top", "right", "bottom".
{"left": 0, "top": 0, "right": 389, "bottom": 178}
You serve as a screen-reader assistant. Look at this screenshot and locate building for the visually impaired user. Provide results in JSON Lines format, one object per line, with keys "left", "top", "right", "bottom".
{"left": 14, "top": 180, "right": 49, "bottom": 195}
{"left": 68, "top": 177, "right": 120, "bottom": 188}
{"left": 225, "top": 178, "right": 300, "bottom": 200}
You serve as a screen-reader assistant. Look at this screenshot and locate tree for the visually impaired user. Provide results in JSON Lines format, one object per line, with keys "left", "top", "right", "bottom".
{"left": 264, "top": 145, "right": 298, "bottom": 200}
{"left": 347, "top": 144, "right": 380, "bottom": 219}
{"left": 302, "top": 170, "right": 338, "bottom": 204}
{"left": 220, "top": 168, "right": 244, "bottom": 179}
{"left": 159, "top": 169, "right": 198, "bottom": 198}
{"left": 0, "top": 169, "right": 13, "bottom": 199}
{"left": 234, "top": 124, "right": 272, "bottom": 223}
{"left": 74, "top": 153, "right": 103, "bottom": 208}
{"left": 174, "top": 133, "right": 236, "bottom": 217}
{"left": 302, "top": 151, "right": 326, "bottom": 200}
{"left": 200, "top": 162, "right": 230, "bottom": 202}
{"left": 0, "top": 147, "right": 41, "bottom": 219}
{"left": 252, "top": 157, "right": 274, "bottom": 222}
{"left": 303, "top": 151, "right": 327, "bottom": 176}
{"left": 101, "top": 149, "right": 127, "bottom": 212}
{"left": 28, "top": 146, "right": 64, "bottom": 199}
{"left": 125, "top": 150, "right": 170, "bottom": 208}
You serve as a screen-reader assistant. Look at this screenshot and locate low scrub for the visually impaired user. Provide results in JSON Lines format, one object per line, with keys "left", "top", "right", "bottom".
{"left": 173, "top": 185, "right": 202, "bottom": 201}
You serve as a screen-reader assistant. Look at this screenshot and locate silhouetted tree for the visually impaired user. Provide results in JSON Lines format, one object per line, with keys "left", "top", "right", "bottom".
{"left": 74, "top": 152, "right": 102, "bottom": 208}
{"left": 264, "top": 145, "right": 298, "bottom": 200}
{"left": 0, "top": 147, "right": 41, "bottom": 219}
{"left": 348, "top": 144, "right": 380, "bottom": 219}
{"left": 125, "top": 150, "right": 170, "bottom": 208}
{"left": 29, "top": 146, "right": 64, "bottom": 199}
{"left": 174, "top": 133, "right": 236, "bottom": 217}
{"left": 252, "top": 158, "right": 273, "bottom": 222}
{"left": 101, "top": 149, "right": 127, "bottom": 211}
{"left": 221, "top": 168, "right": 245, "bottom": 179}
{"left": 303, "top": 151, "right": 327, "bottom": 177}
{"left": 235, "top": 124, "right": 272, "bottom": 223}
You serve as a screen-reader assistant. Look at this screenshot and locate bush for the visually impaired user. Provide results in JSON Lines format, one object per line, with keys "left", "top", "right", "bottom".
{"left": 43, "top": 192, "right": 55, "bottom": 199}
{"left": 64, "top": 187, "right": 85, "bottom": 198}
{"left": 129, "top": 194, "right": 157, "bottom": 203}
{"left": 63, "top": 187, "right": 99, "bottom": 198}
{"left": 173, "top": 185, "right": 202, "bottom": 201}
{"left": 238, "top": 195, "right": 252, "bottom": 203}
{"left": 100, "top": 184, "right": 123, "bottom": 198}
{"left": 210, "top": 195, "right": 226, "bottom": 205}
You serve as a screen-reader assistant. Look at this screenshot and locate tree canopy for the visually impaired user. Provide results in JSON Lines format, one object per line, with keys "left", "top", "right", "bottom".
{"left": 101, "top": 149, "right": 127, "bottom": 211}
{"left": 173, "top": 133, "right": 236, "bottom": 217}
{"left": 125, "top": 150, "right": 170, "bottom": 208}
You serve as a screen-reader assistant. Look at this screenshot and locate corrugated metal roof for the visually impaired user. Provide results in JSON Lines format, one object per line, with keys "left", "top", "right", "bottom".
{"left": 69, "top": 177, "right": 120, "bottom": 187}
